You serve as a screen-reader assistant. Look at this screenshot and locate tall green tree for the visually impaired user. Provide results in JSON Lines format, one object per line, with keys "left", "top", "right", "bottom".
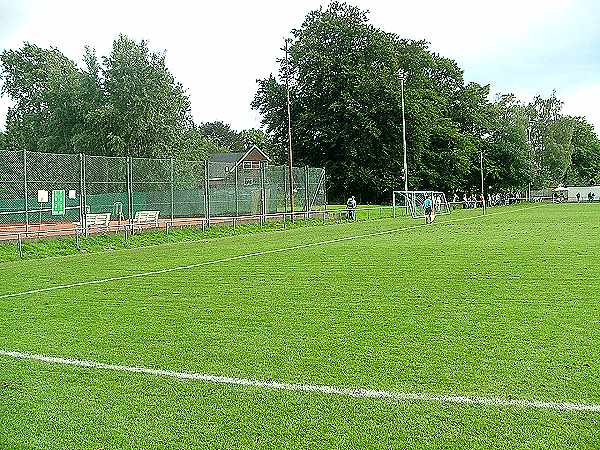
{"left": 178, "top": 126, "right": 229, "bottom": 161}
{"left": 481, "top": 95, "right": 531, "bottom": 191}
{"left": 564, "top": 117, "right": 600, "bottom": 185}
{"left": 70, "top": 46, "right": 109, "bottom": 155}
{"left": 0, "top": 36, "right": 203, "bottom": 159}
{"left": 198, "top": 121, "right": 242, "bottom": 152}
{"left": 239, "top": 128, "right": 277, "bottom": 158}
{"left": 527, "top": 93, "right": 575, "bottom": 187}
{"left": 0, "top": 43, "right": 85, "bottom": 153}
{"left": 397, "top": 43, "right": 481, "bottom": 195}
{"left": 100, "top": 35, "right": 193, "bottom": 157}
{"left": 253, "top": 2, "right": 483, "bottom": 201}
{"left": 252, "top": 74, "right": 288, "bottom": 163}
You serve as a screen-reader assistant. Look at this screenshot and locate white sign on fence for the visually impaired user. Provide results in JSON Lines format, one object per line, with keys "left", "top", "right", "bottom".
{"left": 37, "top": 190, "right": 48, "bottom": 203}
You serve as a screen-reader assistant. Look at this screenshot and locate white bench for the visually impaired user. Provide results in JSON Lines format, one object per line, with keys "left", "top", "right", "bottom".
{"left": 75, "top": 213, "right": 111, "bottom": 230}
{"left": 133, "top": 210, "right": 160, "bottom": 230}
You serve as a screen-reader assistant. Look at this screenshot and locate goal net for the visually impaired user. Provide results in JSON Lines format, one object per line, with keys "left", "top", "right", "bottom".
{"left": 392, "top": 191, "right": 451, "bottom": 219}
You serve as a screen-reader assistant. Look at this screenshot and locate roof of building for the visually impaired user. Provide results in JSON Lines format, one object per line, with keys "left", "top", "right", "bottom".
{"left": 208, "top": 152, "right": 245, "bottom": 164}
{"left": 207, "top": 145, "right": 271, "bottom": 167}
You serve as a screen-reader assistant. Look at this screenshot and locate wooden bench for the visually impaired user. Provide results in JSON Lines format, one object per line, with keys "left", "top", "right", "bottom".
{"left": 133, "top": 210, "right": 160, "bottom": 230}
{"left": 75, "top": 213, "right": 111, "bottom": 231}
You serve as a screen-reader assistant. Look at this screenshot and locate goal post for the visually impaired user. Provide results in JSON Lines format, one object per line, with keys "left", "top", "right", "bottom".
{"left": 393, "top": 190, "right": 451, "bottom": 219}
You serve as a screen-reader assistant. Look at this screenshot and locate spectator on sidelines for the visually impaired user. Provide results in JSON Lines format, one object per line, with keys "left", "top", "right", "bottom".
{"left": 469, "top": 194, "right": 477, "bottom": 209}
{"left": 346, "top": 195, "right": 357, "bottom": 220}
{"left": 451, "top": 193, "right": 460, "bottom": 211}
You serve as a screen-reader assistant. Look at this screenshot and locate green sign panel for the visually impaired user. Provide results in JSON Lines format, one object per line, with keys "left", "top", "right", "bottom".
{"left": 51, "top": 190, "right": 66, "bottom": 216}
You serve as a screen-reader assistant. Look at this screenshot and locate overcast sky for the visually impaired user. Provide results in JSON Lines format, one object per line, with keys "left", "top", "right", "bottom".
{"left": 1, "top": 0, "right": 599, "bottom": 133}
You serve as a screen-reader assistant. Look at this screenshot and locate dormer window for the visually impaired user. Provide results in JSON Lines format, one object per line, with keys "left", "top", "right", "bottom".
{"left": 243, "top": 161, "right": 260, "bottom": 170}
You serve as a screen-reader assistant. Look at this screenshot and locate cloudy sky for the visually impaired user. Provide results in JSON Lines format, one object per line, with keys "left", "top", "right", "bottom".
{"left": 1, "top": 0, "right": 599, "bottom": 132}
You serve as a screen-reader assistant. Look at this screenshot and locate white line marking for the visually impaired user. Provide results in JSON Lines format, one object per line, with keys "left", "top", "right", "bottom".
{"left": 0, "top": 205, "right": 543, "bottom": 300}
{"left": 1, "top": 349, "right": 597, "bottom": 412}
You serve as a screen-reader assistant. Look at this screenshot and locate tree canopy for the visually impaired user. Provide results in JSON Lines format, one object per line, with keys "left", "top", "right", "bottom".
{"left": 252, "top": 2, "right": 600, "bottom": 201}
{"left": 0, "top": 36, "right": 255, "bottom": 160}
{"left": 1, "top": 4, "right": 599, "bottom": 201}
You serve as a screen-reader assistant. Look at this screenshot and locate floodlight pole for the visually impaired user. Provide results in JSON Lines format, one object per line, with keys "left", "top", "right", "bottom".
{"left": 284, "top": 38, "right": 295, "bottom": 220}
{"left": 527, "top": 123, "right": 532, "bottom": 201}
{"left": 480, "top": 148, "right": 485, "bottom": 215}
{"left": 23, "top": 150, "right": 29, "bottom": 233}
{"left": 399, "top": 69, "right": 408, "bottom": 194}
{"left": 480, "top": 132, "right": 489, "bottom": 215}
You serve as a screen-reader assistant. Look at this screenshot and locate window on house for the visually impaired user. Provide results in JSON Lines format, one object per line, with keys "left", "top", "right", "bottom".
{"left": 243, "top": 160, "right": 261, "bottom": 170}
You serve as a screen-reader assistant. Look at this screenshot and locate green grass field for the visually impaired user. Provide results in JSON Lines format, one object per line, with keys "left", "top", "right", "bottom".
{"left": 0, "top": 216, "right": 363, "bottom": 263}
{"left": 1, "top": 203, "right": 599, "bottom": 449}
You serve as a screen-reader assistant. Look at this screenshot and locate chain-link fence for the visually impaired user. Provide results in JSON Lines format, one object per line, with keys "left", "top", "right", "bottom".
{"left": 0, "top": 150, "right": 327, "bottom": 233}
{"left": 85, "top": 155, "right": 130, "bottom": 222}
{"left": 0, "top": 150, "right": 25, "bottom": 228}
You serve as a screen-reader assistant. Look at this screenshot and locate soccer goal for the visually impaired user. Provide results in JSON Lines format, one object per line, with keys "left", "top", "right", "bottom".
{"left": 392, "top": 191, "right": 451, "bottom": 219}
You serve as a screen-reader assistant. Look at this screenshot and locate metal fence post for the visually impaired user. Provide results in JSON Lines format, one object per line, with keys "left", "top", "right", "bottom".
{"left": 79, "top": 153, "right": 85, "bottom": 229}
{"left": 260, "top": 161, "right": 266, "bottom": 225}
{"left": 323, "top": 168, "right": 328, "bottom": 211}
{"left": 127, "top": 156, "right": 133, "bottom": 228}
{"left": 304, "top": 165, "right": 309, "bottom": 219}
{"left": 83, "top": 153, "right": 90, "bottom": 236}
{"left": 204, "top": 160, "right": 210, "bottom": 226}
{"left": 170, "top": 156, "right": 174, "bottom": 225}
{"left": 17, "top": 233, "right": 23, "bottom": 259}
{"left": 283, "top": 165, "right": 288, "bottom": 216}
{"left": 23, "top": 150, "right": 29, "bottom": 233}
{"left": 234, "top": 164, "right": 239, "bottom": 218}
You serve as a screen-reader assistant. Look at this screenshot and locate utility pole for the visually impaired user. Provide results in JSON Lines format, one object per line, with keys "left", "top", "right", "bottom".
{"left": 398, "top": 69, "right": 408, "bottom": 194}
{"left": 480, "top": 148, "right": 485, "bottom": 214}
{"left": 284, "top": 38, "right": 295, "bottom": 219}
{"left": 480, "top": 133, "right": 490, "bottom": 215}
{"left": 527, "top": 122, "right": 533, "bottom": 201}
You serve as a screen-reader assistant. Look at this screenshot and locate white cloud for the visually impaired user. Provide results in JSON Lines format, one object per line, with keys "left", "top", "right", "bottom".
{"left": 562, "top": 83, "right": 600, "bottom": 132}
{"left": 366, "top": 0, "right": 573, "bottom": 60}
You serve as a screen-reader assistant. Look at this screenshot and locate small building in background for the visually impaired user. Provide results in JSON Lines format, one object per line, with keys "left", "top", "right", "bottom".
{"left": 564, "top": 185, "right": 600, "bottom": 202}
{"left": 208, "top": 145, "right": 271, "bottom": 186}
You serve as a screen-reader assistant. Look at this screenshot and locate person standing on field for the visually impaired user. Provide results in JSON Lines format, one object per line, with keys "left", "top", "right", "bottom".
{"left": 423, "top": 195, "right": 434, "bottom": 224}
{"left": 346, "top": 195, "right": 357, "bottom": 220}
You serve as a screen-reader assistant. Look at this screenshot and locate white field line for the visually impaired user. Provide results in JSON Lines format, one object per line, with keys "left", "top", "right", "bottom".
{"left": 0, "top": 204, "right": 543, "bottom": 301}
{"left": 1, "top": 349, "right": 598, "bottom": 412}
